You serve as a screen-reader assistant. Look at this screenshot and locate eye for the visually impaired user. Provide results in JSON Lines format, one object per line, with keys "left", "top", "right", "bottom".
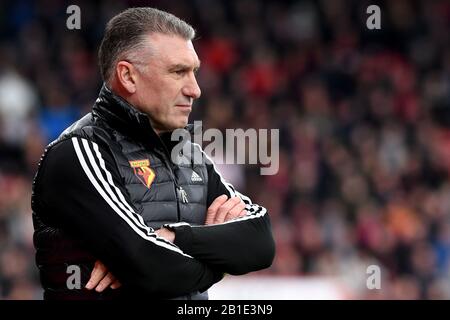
{"left": 174, "top": 69, "right": 187, "bottom": 76}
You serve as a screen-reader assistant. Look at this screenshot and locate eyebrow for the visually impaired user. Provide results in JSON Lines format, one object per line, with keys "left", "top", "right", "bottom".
{"left": 168, "top": 60, "right": 201, "bottom": 72}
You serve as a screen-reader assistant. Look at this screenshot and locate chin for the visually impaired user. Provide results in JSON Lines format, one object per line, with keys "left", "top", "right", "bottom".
{"left": 175, "top": 119, "right": 189, "bottom": 129}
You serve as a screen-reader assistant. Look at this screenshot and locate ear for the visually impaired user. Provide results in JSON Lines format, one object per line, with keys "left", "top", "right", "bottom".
{"left": 115, "top": 61, "right": 138, "bottom": 94}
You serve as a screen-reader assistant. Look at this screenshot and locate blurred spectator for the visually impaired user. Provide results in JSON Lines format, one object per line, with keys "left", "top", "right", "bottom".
{"left": 38, "top": 85, "right": 80, "bottom": 143}
{"left": 0, "top": 70, "right": 37, "bottom": 145}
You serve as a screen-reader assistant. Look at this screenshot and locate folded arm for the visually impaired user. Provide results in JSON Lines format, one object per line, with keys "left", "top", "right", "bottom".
{"left": 165, "top": 145, "right": 275, "bottom": 275}
{"left": 33, "top": 137, "right": 222, "bottom": 298}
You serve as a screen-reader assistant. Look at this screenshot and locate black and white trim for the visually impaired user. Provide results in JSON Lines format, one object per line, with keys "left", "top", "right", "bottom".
{"left": 165, "top": 203, "right": 267, "bottom": 229}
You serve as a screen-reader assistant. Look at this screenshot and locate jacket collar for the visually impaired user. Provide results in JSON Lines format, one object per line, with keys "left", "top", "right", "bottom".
{"left": 92, "top": 84, "right": 195, "bottom": 149}
{"left": 93, "top": 84, "right": 151, "bottom": 133}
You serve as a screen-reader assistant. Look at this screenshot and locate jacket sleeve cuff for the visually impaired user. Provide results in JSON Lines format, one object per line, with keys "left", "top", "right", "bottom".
{"left": 163, "top": 223, "right": 193, "bottom": 253}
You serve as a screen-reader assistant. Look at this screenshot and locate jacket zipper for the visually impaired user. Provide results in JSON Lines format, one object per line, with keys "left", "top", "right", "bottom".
{"left": 153, "top": 137, "right": 188, "bottom": 222}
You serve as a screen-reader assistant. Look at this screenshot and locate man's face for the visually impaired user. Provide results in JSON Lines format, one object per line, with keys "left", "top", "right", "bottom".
{"left": 132, "top": 33, "right": 201, "bottom": 134}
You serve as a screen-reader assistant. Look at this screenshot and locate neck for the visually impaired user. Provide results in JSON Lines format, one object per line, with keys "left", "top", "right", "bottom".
{"left": 150, "top": 121, "right": 171, "bottom": 136}
{"left": 109, "top": 81, "right": 135, "bottom": 106}
{"left": 108, "top": 81, "right": 171, "bottom": 137}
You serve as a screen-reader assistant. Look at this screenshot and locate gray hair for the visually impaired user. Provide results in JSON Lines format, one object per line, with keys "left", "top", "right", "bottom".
{"left": 98, "top": 7, "right": 196, "bottom": 83}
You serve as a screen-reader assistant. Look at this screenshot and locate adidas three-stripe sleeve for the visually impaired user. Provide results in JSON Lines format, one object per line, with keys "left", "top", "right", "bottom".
{"left": 34, "top": 137, "right": 222, "bottom": 298}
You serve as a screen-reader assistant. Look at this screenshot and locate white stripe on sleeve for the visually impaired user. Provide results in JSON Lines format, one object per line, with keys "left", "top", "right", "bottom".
{"left": 71, "top": 137, "right": 191, "bottom": 258}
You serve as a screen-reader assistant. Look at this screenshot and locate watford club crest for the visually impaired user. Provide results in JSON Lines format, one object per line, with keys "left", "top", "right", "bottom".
{"left": 129, "top": 159, "right": 155, "bottom": 189}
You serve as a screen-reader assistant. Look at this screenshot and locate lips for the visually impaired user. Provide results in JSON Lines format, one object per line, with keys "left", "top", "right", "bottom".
{"left": 175, "top": 104, "right": 192, "bottom": 113}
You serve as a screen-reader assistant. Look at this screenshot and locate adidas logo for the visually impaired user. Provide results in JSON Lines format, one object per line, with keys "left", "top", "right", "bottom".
{"left": 191, "top": 171, "right": 203, "bottom": 182}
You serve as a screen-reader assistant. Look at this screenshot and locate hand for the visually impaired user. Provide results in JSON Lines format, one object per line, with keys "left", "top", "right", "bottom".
{"left": 205, "top": 195, "right": 247, "bottom": 225}
{"left": 85, "top": 260, "right": 121, "bottom": 292}
{"left": 155, "top": 227, "right": 175, "bottom": 242}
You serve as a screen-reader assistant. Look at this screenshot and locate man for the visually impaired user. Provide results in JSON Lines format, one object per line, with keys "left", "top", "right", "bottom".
{"left": 32, "top": 7, "right": 275, "bottom": 300}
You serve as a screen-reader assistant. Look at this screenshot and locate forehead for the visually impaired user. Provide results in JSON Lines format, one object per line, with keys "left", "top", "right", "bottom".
{"left": 146, "top": 33, "right": 200, "bottom": 68}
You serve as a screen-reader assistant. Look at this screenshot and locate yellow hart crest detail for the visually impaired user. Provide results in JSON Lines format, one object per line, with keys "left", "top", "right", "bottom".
{"left": 129, "top": 159, "right": 155, "bottom": 189}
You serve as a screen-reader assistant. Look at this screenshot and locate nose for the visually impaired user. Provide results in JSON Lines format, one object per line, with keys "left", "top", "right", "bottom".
{"left": 182, "top": 73, "right": 201, "bottom": 100}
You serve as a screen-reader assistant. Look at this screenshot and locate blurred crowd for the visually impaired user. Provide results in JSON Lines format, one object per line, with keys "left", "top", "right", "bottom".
{"left": 1, "top": 0, "right": 450, "bottom": 299}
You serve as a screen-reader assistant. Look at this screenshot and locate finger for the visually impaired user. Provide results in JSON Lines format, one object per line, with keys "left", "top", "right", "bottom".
{"left": 215, "top": 197, "right": 241, "bottom": 224}
{"left": 215, "top": 198, "right": 238, "bottom": 224}
{"left": 86, "top": 260, "right": 107, "bottom": 290}
{"left": 224, "top": 202, "right": 246, "bottom": 221}
{"left": 155, "top": 228, "right": 175, "bottom": 242}
{"left": 205, "top": 194, "right": 228, "bottom": 225}
{"left": 95, "top": 272, "right": 115, "bottom": 292}
{"left": 238, "top": 210, "right": 248, "bottom": 217}
{"left": 110, "top": 279, "right": 122, "bottom": 290}
{"left": 207, "top": 194, "right": 229, "bottom": 214}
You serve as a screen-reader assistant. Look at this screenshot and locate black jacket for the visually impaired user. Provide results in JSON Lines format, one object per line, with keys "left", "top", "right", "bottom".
{"left": 31, "top": 85, "right": 275, "bottom": 300}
